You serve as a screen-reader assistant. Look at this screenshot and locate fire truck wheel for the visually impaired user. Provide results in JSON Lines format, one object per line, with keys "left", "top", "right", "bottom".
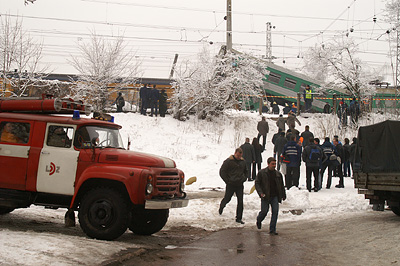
{"left": 0, "top": 207, "right": 14, "bottom": 215}
{"left": 129, "top": 209, "right": 169, "bottom": 235}
{"left": 78, "top": 188, "right": 129, "bottom": 240}
{"left": 391, "top": 206, "right": 400, "bottom": 216}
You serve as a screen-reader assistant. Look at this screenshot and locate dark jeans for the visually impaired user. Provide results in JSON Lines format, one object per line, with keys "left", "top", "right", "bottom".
{"left": 252, "top": 162, "right": 262, "bottom": 180}
{"left": 150, "top": 101, "right": 158, "bottom": 116}
{"left": 343, "top": 160, "right": 351, "bottom": 177}
{"left": 257, "top": 196, "right": 279, "bottom": 233}
{"left": 305, "top": 100, "right": 312, "bottom": 112}
{"left": 306, "top": 166, "right": 319, "bottom": 191}
{"left": 257, "top": 133, "right": 267, "bottom": 150}
{"left": 337, "top": 163, "right": 344, "bottom": 186}
{"left": 245, "top": 162, "right": 252, "bottom": 180}
{"left": 320, "top": 163, "right": 335, "bottom": 188}
{"left": 140, "top": 100, "right": 148, "bottom": 115}
{"left": 220, "top": 184, "right": 244, "bottom": 221}
{"left": 285, "top": 166, "right": 299, "bottom": 189}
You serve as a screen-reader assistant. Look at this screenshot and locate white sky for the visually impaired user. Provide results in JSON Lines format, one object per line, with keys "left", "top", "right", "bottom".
{"left": 0, "top": 0, "right": 393, "bottom": 82}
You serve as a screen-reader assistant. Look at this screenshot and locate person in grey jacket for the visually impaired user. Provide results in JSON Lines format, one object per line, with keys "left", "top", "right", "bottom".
{"left": 255, "top": 157, "right": 286, "bottom": 235}
{"left": 276, "top": 114, "right": 286, "bottom": 132}
{"left": 257, "top": 116, "right": 269, "bottom": 150}
{"left": 219, "top": 148, "right": 248, "bottom": 224}
{"left": 240, "top": 138, "right": 256, "bottom": 181}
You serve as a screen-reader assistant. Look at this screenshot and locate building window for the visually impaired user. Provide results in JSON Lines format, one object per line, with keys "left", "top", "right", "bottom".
{"left": 268, "top": 72, "right": 281, "bottom": 84}
{"left": 284, "top": 78, "right": 297, "bottom": 90}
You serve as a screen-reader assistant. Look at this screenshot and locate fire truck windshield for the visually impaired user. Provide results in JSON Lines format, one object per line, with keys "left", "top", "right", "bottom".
{"left": 74, "top": 126, "right": 124, "bottom": 149}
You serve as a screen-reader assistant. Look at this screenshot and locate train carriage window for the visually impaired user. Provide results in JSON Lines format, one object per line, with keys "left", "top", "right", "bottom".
{"left": 268, "top": 72, "right": 281, "bottom": 84}
{"left": 284, "top": 78, "right": 297, "bottom": 90}
{"left": 300, "top": 83, "right": 307, "bottom": 94}
{"left": 0, "top": 121, "right": 30, "bottom": 144}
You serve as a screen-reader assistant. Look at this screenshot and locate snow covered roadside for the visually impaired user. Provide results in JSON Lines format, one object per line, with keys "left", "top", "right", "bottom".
{"left": 0, "top": 111, "right": 373, "bottom": 265}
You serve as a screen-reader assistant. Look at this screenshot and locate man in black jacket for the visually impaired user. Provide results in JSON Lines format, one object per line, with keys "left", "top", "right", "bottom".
{"left": 219, "top": 148, "right": 248, "bottom": 224}
{"left": 240, "top": 138, "right": 256, "bottom": 181}
{"left": 255, "top": 157, "right": 286, "bottom": 235}
{"left": 333, "top": 137, "right": 345, "bottom": 188}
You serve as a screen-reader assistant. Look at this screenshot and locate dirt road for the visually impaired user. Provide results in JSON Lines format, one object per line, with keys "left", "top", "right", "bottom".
{"left": 103, "top": 211, "right": 400, "bottom": 266}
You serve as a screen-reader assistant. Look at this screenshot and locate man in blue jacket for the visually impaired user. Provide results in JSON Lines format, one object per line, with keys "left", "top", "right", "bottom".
{"left": 282, "top": 135, "right": 302, "bottom": 189}
{"left": 320, "top": 137, "right": 338, "bottom": 189}
{"left": 302, "top": 137, "right": 324, "bottom": 192}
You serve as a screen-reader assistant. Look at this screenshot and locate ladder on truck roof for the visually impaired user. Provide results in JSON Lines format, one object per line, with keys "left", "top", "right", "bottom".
{"left": 0, "top": 94, "right": 92, "bottom": 115}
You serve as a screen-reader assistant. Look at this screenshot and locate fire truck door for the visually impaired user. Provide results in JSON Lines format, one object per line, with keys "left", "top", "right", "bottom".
{"left": 37, "top": 124, "right": 78, "bottom": 195}
{"left": 0, "top": 121, "right": 32, "bottom": 190}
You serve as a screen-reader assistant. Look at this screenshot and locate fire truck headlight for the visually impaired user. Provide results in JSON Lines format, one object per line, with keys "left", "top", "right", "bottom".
{"left": 180, "top": 182, "right": 185, "bottom": 192}
{"left": 146, "top": 183, "right": 153, "bottom": 194}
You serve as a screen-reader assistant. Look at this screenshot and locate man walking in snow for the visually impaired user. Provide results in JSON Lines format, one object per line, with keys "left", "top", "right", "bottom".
{"left": 257, "top": 116, "right": 269, "bottom": 150}
{"left": 240, "top": 138, "right": 256, "bottom": 181}
{"left": 219, "top": 148, "right": 248, "bottom": 224}
{"left": 255, "top": 157, "right": 286, "bottom": 235}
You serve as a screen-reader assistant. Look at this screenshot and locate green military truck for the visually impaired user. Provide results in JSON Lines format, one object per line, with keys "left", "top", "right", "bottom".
{"left": 354, "top": 120, "right": 400, "bottom": 216}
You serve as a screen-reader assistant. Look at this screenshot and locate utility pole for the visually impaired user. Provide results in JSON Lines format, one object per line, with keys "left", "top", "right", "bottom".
{"left": 226, "top": 0, "right": 232, "bottom": 51}
{"left": 169, "top": 54, "right": 179, "bottom": 79}
{"left": 266, "top": 22, "right": 272, "bottom": 63}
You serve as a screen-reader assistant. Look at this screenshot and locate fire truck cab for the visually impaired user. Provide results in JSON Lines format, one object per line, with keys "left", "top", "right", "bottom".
{"left": 0, "top": 97, "right": 188, "bottom": 240}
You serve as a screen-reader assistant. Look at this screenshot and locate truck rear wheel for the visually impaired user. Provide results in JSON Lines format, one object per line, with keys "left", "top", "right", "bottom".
{"left": 129, "top": 209, "right": 169, "bottom": 235}
{"left": 391, "top": 206, "right": 400, "bottom": 216}
{"left": 0, "top": 207, "right": 14, "bottom": 215}
{"left": 78, "top": 188, "right": 129, "bottom": 240}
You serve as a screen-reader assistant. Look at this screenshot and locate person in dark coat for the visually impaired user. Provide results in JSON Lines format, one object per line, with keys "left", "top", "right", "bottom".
{"left": 240, "top": 138, "right": 256, "bottom": 181}
{"left": 257, "top": 116, "right": 269, "bottom": 150}
{"left": 159, "top": 89, "right": 168, "bottom": 117}
{"left": 139, "top": 84, "right": 149, "bottom": 115}
{"left": 302, "top": 137, "right": 324, "bottom": 192}
{"left": 115, "top": 92, "right": 125, "bottom": 113}
{"left": 252, "top": 138, "right": 263, "bottom": 180}
{"left": 149, "top": 85, "right": 159, "bottom": 117}
{"left": 283, "top": 103, "right": 291, "bottom": 114}
{"left": 337, "top": 99, "right": 348, "bottom": 127}
{"left": 300, "top": 125, "right": 314, "bottom": 148}
{"left": 255, "top": 157, "right": 286, "bottom": 235}
{"left": 272, "top": 102, "right": 279, "bottom": 114}
{"left": 349, "top": 137, "right": 357, "bottom": 177}
{"left": 333, "top": 137, "right": 345, "bottom": 188}
{"left": 343, "top": 138, "right": 351, "bottom": 177}
{"left": 285, "top": 127, "right": 300, "bottom": 142}
{"left": 319, "top": 137, "right": 337, "bottom": 189}
{"left": 274, "top": 132, "right": 287, "bottom": 171}
{"left": 219, "top": 148, "right": 248, "bottom": 224}
{"left": 282, "top": 135, "right": 302, "bottom": 189}
{"left": 323, "top": 102, "right": 331, "bottom": 113}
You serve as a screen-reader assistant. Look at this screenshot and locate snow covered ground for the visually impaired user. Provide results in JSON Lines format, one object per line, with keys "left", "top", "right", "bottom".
{"left": 0, "top": 110, "right": 381, "bottom": 265}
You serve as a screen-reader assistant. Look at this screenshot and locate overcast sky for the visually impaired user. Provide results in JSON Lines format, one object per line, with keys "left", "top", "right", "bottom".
{"left": 0, "top": 0, "right": 393, "bottom": 82}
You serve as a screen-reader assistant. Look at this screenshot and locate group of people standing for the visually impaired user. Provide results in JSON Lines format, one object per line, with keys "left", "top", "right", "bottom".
{"left": 115, "top": 84, "right": 169, "bottom": 116}
{"left": 218, "top": 113, "right": 357, "bottom": 234}
{"left": 139, "top": 84, "right": 168, "bottom": 117}
{"left": 337, "top": 97, "right": 360, "bottom": 127}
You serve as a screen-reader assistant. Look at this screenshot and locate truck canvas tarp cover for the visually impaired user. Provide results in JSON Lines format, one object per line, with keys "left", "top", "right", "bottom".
{"left": 357, "top": 120, "right": 400, "bottom": 172}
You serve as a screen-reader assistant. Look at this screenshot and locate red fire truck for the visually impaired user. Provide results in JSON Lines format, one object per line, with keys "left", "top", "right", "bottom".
{"left": 0, "top": 96, "right": 188, "bottom": 240}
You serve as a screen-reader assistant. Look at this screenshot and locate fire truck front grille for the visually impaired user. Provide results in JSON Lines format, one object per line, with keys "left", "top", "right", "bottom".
{"left": 155, "top": 173, "right": 180, "bottom": 193}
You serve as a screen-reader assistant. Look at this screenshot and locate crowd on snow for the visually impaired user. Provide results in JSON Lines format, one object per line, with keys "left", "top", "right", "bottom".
{"left": 218, "top": 110, "right": 358, "bottom": 233}
{"left": 114, "top": 84, "right": 168, "bottom": 117}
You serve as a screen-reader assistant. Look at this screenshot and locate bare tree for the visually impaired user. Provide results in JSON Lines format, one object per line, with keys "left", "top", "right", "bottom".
{"left": 69, "top": 31, "right": 141, "bottom": 111}
{"left": 0, "top": 14, "right": 49, "bottom": 97}
{"left": 171, "top": 46, "right": 266, "bottom": 120}
{"left": 302, "top": 37, "right": 376, "bottom": 100}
